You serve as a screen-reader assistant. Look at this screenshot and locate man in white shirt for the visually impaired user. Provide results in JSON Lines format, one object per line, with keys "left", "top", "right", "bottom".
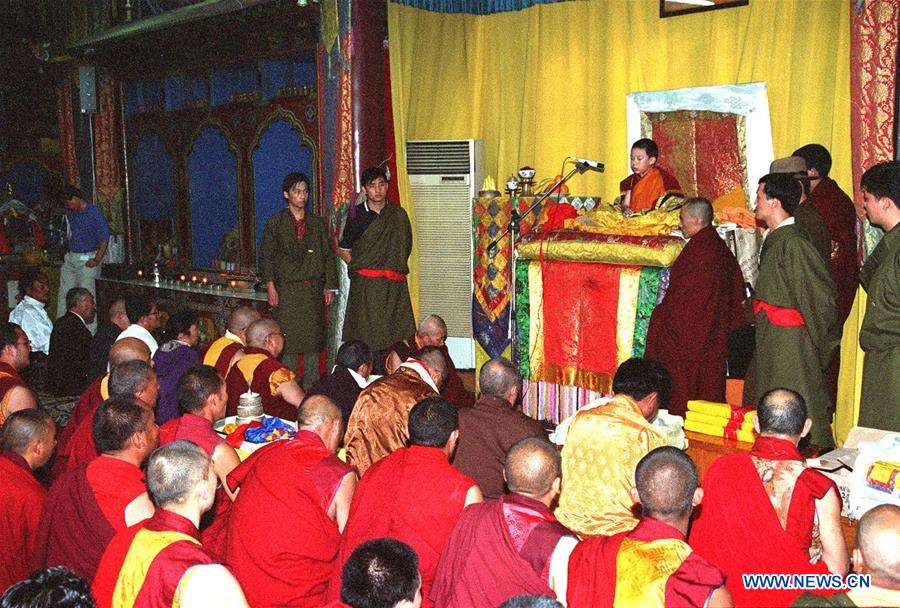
{"left": 115, "top": 294, "right": 161, "bottom": 357}
{"left": 8, "top": 270, "right": 52, "bottom": 356}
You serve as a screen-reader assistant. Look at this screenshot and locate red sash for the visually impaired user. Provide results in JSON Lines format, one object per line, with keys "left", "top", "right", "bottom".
{"left": 753, "top": 298, "right": 806, "bottom": 326}
{"left": 356, "top": 268, "right": 406, "bottom": 281}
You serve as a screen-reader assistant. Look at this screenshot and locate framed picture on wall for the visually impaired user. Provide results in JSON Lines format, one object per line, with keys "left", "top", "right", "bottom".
{"left": 660, "top": 0, "right": 749, "bottom": 18}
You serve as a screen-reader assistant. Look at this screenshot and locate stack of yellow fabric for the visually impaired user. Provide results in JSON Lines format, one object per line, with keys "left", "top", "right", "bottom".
{"left": 684, "top": 400, "right": 757, "bottom": 443}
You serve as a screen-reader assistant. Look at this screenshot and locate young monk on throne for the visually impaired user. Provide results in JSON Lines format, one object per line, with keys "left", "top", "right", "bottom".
{"left": 620, "top": 138, "right": 682, "bottom": 213}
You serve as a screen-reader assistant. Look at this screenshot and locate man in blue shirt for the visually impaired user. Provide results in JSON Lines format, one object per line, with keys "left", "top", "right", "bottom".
{"left": 58, "top": 184, "right": 110, "bottom": 328}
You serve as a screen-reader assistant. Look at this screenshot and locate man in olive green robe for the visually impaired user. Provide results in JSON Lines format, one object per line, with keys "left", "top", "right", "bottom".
{"left": 858, "top": 161, "right": 900, "bottom": 432}
{"left": 339, "top": 166, "right": 416, "bottom": 353}
{"left": 260, "top": 172, "right": 337, "bottom": 388}
{"left": 752, "top": 173, "right": 840, "bottom": 449}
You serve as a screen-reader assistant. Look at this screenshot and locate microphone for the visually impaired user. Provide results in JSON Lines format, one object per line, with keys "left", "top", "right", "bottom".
{"left": 574, "top": 157, "right": 605, "bottom": 172}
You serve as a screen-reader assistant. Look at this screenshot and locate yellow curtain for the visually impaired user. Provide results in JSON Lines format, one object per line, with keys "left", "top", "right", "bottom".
{"left": 388, "top": 0, "right": 851, "bottom": 359}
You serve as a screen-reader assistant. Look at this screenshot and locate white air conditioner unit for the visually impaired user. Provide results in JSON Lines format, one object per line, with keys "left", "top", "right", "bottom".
{"left": 406, "top": 139, "right": 483, "bottom": 370}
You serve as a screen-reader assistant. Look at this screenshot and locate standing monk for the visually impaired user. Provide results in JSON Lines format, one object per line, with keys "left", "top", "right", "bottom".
{"left": 339, "top": 166, "right": 416, "bottom": 354}
{"left": 261, "top": 172, "right": 337, "bottom": 388}
{"left": 857, "top": 161, "right": 900, "bottom": 432}
{"left": 224, "top": 396, "right": 356, "bottom": 608}
{"left": 751, "top": 173, "right": 839, "bottom": 449}
{"left": 0, "top": 410, "right": 56, "bottom": 593}
{"left": 793, "top": 144, "right": 859, "bottom": 323}
{"left": 645, "top": 197, "right": 745, "bottom": 416}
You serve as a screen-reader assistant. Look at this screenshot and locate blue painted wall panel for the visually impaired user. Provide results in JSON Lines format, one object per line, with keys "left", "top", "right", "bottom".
{"left": 188, "top": 127, "right": 238, "bottom": 267}
{"left": 133, "top": 132, "right": 175, "bottom": 220}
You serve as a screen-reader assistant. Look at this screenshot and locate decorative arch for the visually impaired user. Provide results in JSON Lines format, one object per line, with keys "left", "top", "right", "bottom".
{"left": 187, "top": 123, "right": 240, "bottom": 268}
{"left": 250, "top": 108, "right": 317, "bottom": 259}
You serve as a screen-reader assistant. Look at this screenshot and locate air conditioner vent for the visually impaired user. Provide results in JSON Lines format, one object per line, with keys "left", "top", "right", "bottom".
{"left": 407, "top": 140, "right": 472, "bottom": 175}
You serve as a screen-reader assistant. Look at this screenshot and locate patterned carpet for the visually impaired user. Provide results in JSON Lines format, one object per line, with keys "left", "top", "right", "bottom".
{"left": 38, "top": 391, "right": 80, "bottom": 428}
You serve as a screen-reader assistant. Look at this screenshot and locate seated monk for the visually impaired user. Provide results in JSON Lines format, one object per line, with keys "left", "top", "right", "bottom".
{"left": 344, "top": 346, "right": 446, "bottom": 476}
{"left": 59, "top": 358, "right": 159, "bottom": 475}
{"left": 690, "top": 388, "right": 848, "bottom": 607}
{"left": 453, "top": 357, "right": 547, "bottom": 499}
{"left": 32, "top": 395, "right": 158, "bottom": 581}
{"left": 385, "top": 315, "right": 474, "bottom": 408}
{"left": 795, "top": 504, "right": 900, "bottom": 608}
{"left": 431, "top": 437, "right": 577, "bottom": 607}
{"left": 305, "top": 339, "right": 373, "bottom": 427}
{"left": 644, "top": 197, "right": 745, "bottom": 417}
{"left": 332, "top": 397, "right": 481, "bottom": 607}
{"left": 0, "top": 322, "right": 38, "bottom": 427}
{"left": 203, "top": 305, "right": 260, "bottom": 378}
{"left": 326, "top": 538, "right": 422, "bottom": 608}
{"left": 159, "top": 364, "right": 241, "bottom": 558}
{"left": 224, "top": 318, "right": 304, "bottom": 420}
{"left": 567, "top": 447, "right": 730, "bottom": 608}
{"left": 620, "top": 138, "right": 681, "bottom": 213}
{"left": 0, "top": 410, "right": 56, "bottom": 593}
{"left": 556, "top": 358, "right": 671, "bottom": 537}
{"left": 93, "top": 441, "right": 249, "bottom": 608}
{"left": 224, "top": 396, "right": 356, "bottom": 608}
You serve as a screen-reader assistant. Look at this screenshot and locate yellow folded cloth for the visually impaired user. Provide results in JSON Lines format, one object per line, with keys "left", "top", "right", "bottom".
{"left": 686, "top": 400, "right": 757, "bottom": 425}
{"left": 684, "top": 419, "right": 756, "bottom": 443}
{"left": 685, "top": 410, "right": 755, "bottom": 433}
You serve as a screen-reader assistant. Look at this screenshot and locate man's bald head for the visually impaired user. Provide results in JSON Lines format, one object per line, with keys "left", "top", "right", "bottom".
{"left": 504, "top": 437, "right": 561, "bottom": 498}
{"left": 418, "top": 314, "right": 447, "bottom": 338}
{"left": 757, "top": 388, "right": 807, "bottom": 437}
{"left": 635, "top": 446, "right": 698, "bottom": 521}
{"left": 1, "top": 409, "right": 54, "bottom": 454}
{"left": 298, "top": 395, "right": 342, "bottom": 429}
{"left": 417, "top": 346, "right": 447, "bottom": 382}
{"left": 478, "top": 357, "right": 518, "bottom": 399}
{"left": 682, "top": 197, "right": 713, "bottom": 226}
{"left": 857, "top": 504, "right": 900, "bottom": 588}
{"left": 227, "top": 306, "right": 261, "bottom": 334}
{"left": 246, "top": 318, "right": 280, "bottom": 348}
{"left": 109, "top": 337, "right": 151, "bottom": 367}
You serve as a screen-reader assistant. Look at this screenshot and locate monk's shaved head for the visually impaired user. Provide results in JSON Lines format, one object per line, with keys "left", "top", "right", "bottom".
{"left": 109, "top": 337, "right": 151, "bottom": 366}
{"left": 246, "top": 318, "right": 280, "bottom": 348}
{"left": 478, "top": 357, "right": 518, "bottom": 398}
{"left": 857, "top": 504, "right": 900, "bottom": 587}
{"left": 418, "top": 314, "right": 447, "bottom": 337}
{"left": 635, "top": 446, "right": 698, "bottom": 520}
{"left": 1, "top": 409, "right": 54, "bottom": 454}
{"left": 227, "top": 305, "right": 261, "bottom": 333}
{"left": 504, "top": 437, "right": 560, "bottom": 497}
{"left": 93, "top": 395, "right": 152, "bottom": 454}
{"left": 682, "top": 197, "right": 713, "bottom": 226}
{"left": 417, "top": 346, "right": 447, "bottom": 380}
{"left": 758, "top": 388, "right": 807, "bottom": 436}
{"left": 146, "top": 440, "right": 212, "bottom": 508}
{"left": 298, "top": 395, "right": 342, "bottom": 429}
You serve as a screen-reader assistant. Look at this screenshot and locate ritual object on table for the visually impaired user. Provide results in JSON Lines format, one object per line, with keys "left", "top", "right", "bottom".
{"left": 236, "top": 390, "right": 264, "bottom": 426}
{"left": 244, "top": 416, "right": 297, "bottom": 444}
{"left": 683, "top": 400, "right": 757, "bottom": 443}
{"left": 517, "top": 166, "right": 536, "bottom": 196}
{"left": 478, "top": 176, "right": 500, "bottom": 199}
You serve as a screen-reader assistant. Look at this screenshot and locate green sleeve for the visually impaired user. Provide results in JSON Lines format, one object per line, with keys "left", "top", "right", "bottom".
{"left": 259, "top": 214, "right": 279, "bottom": 283}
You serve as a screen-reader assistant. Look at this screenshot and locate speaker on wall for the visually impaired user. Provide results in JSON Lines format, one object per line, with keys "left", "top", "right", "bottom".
{"left": 79, "top": 66, "right": 97, "bottom": 114}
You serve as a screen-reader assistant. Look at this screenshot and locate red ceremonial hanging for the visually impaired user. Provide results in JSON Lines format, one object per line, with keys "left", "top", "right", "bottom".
{"left": 57, "top": 79, "right": 79, "bottom": 187}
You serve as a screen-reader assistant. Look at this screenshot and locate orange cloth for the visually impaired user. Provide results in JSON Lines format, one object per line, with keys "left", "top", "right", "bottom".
{"left": 556, "top": 395, "right": 668, "bottom": 537}
{"left": 202, "top": 335, "right": 243, "bottom": 378}
{"left": 621, "top": 167, "right": 682, "bottom": 212}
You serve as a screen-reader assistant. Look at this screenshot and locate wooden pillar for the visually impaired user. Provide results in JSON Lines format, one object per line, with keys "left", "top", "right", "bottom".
{"left": 350, "top": 0, "right": 388, "bottom": 186}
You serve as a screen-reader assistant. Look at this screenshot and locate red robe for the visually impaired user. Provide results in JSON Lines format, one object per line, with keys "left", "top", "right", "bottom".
{"left": 809, "top": 177, "right": 859, "bottom": 324}
{"left": 52, "top": 374, "right": 108, "bottom": 478}
{"left": 330, "top": 445, "right": 475, "bottom": 608}
{"left": 567, "top": 518, "right": 725, "bottom": 608}
{"left": 431, "top": 493, "right": 572, "bottom": 608}
{"left": 225, "top": 346, "right": 297, "bottom": 420}
{"left": 645, "top": 224, "right": 745, "bottom": 416}
{"left": 387, "top": 338, "right": 475, "bottom": 408}
{"left": 92, "top": 509, "right": 218, "bottom": 608}
{"left": 33, "top": 455, "right": 146, "bottom": 581}
{"left": 0, "top": 451, "right": 45, "bottom": 592}
{"left": 224, "top": 430, "right": 350, "bottom": 608}
{"left": 689, "top": 437, "right": 836, "bottom": 607}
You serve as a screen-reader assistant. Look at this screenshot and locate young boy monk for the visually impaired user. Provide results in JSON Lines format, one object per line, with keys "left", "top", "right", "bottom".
{"left": 620, "top": 138, "right": 681, "bottom": 213}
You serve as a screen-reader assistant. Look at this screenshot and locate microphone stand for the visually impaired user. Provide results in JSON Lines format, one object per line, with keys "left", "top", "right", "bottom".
{"left": 488, "top": 161, "right": 592, "bottom": 340}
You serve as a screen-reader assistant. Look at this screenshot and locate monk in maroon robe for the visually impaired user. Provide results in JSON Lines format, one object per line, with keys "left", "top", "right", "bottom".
{"left": 92, "top": 441, "right": 248, "bottom": 608}
{"left": 224, "top": 318, "right": 304, "bottom": 420}
{"left": 32, "top": 395, "right": 157, "bottom": 581}
{"left": 690, "top": 389, "right": 848, "bottom": 607}
{"left": 202, "top": 305, "right": 259, "bottom": 378}
{"left": 432, "top": 438, "right": 575, "bottom": 607}
{"left": 331, "top": 397, "right": 482, "bottom": 608}
{"left": 567, "top": 447, "right": 728, "bottom": 608}
{"left": 0, "top": 410, "right": 55, "bottom": 593}
{"left": 645, "top": 198, "right": 745, "bottom": 416}
{"left": 385, "top": 315, "right": 474, "bottom": 409}
{"left": 224, "top": 396, "right": 355, "bottom": 608}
